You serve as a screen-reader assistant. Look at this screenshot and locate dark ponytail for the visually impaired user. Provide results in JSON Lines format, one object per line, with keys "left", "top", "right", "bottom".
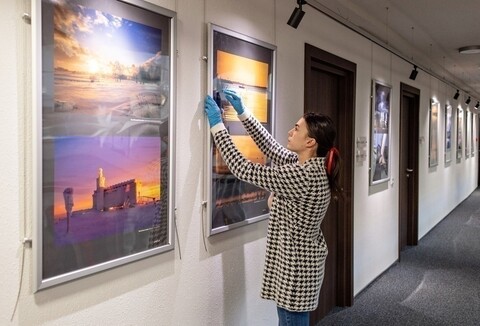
{"left": 303, "top": 112, "right": 342, "bottom": 195}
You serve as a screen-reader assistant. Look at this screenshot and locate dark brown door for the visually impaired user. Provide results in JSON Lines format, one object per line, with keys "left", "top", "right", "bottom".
{"left": 305, "top": 44, "right": 355, "bottom": 324}
{"left": 399, "top": 83, "right": 419, "bottom": 252}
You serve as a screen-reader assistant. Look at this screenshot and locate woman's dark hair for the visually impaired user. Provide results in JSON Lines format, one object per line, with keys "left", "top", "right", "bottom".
{"left": 303, "top": 112, "right": 342, "bottom": 195}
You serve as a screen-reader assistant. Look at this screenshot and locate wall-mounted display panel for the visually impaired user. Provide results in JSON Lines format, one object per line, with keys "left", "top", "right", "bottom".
{"left": 472, "top": 113, "right": 476, "bottom": 157}
{"left": 466, "top": 110, "right": 471, "bottom": 158}
{"left": 445, "top": 104, "right": 452, "bottom": 163}
{"left": 370, "top": 80, "right": 391, "bottom": 185}
{"left": 33, "top": 0, "right": 176, "bottom": 290}
{"left": 457, "top": 107, "right": 463, "bottom": 160}
{"left": 429, "top": 100, "right": 439, "bottom": 167}
{"left": 206, "top": 24, "right": 276, "bottom": 236}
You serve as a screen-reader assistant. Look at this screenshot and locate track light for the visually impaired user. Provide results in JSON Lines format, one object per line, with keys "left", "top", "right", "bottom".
{"left": 287, "top": 0, "right": 307, "bottom": 29}
{"left": 466, "top": 96, "right": 471, "bottom": 105}
{"left": 409, "top": 65, "right": 418, "bottom": 80}
{"left": 475, "top": 101, "right": 479, "bottom": 109}
{"left": 453, "top": 90, "right": 460, "bottom": 100}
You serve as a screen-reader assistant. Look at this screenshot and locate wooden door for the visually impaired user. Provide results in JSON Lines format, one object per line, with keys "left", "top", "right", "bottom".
{"left": 305, "top": 44, "right": 355, "bottom": 324}
{"left": 399, "top": 83, "right": 419, "bottom": 252}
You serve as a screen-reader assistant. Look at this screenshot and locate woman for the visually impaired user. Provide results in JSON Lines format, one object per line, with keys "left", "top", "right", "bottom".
{"left": 204, "top": 90, "right": 341, "bottom": 326}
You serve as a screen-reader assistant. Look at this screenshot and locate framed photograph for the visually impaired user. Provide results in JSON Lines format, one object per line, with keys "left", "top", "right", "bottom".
{"left": 33, "top": 0, "right": 176, "bottom": 290}
{"left": 472, "top": 113, "right": 476, "bottom": 157}
{"left": 445, "top": 104, "right": 452, "bottom": 163}
{"left": 457, "top": 107, "right": 463, "bottom": 160}
{"left": 370, "top": 80, "right": 391, "bottom": 185}
{"left": 429, "top": 100, "right": 439, "bottom": 167}
{"left": 465, "top": 109, "right": 471, "bottom": 159}
{"left": 206, "top": 24, "right": 276, "bottom": 236}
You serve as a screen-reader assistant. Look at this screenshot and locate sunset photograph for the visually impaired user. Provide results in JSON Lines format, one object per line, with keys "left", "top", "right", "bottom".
{"left": 43, "top": 0, "right": 170, "bottom": 138}
{"left": 47, "top": 135, "right": 162, "bottom": 245}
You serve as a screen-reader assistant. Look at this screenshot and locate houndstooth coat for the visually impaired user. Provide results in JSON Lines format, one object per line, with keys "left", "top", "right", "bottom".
{"left": 210, "top": 112, "right": 331, "bottom": 312}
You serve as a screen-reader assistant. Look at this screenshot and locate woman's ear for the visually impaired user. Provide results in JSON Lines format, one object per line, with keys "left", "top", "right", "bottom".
{"left": 306, "top": 137, "right": 317, "bottom": 149}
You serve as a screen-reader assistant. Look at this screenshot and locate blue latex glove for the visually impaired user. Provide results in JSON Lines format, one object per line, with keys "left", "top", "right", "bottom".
{"left": 204, "top": 95, "right": 222, "bottom": 127}
{"left": 223, "top": 89, "right": 245, "bottom": 115}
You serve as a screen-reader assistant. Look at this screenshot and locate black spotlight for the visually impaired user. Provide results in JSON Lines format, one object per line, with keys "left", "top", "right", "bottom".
{"left": 453, "top": 90, "right": 460, "bottom": 100}
{"left": 287, "top": 0, "right": 307, "bottom": 29}
{"left": 409, "top": 65, "right": 418, "bottom": 80}
{"left": 466, "top": 96, "right": 471, "bottom": 104}
{"left": 475, "top": 101, "right": 479, "bottom": 109}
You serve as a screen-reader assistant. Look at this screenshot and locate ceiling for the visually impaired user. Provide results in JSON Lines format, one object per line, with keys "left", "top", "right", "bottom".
{"left": 307, "top": 0, "right": 480, "bottom": 103}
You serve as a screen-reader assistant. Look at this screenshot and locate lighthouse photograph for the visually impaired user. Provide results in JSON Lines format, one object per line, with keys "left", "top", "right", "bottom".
{"left": 42, "top": 135, "right": 166, "bottom": 279}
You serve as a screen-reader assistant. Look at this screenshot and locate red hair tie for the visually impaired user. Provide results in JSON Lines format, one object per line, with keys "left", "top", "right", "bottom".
{"left": 326, "top": 147, "right": 339, "bottom": 175}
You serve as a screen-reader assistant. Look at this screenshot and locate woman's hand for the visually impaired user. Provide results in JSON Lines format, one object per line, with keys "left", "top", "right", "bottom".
{"left": 223, "top": 89, "right": 245, "bottom": 115}
{"left": 204, "top": 95, "right": 222, "bottom": 127}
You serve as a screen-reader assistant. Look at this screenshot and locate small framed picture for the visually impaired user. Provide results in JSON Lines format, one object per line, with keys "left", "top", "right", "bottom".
{"left": 370, "top": 80, "right": 391, "bottom": 185}
{"left": 457, "top": 107, "right": 463, "bottom": 160}
{"left": 444, "top": 104, "right": 452, "bottom": 163}
{"left": 429, "top": 100, "right": 439, "bottom": 167}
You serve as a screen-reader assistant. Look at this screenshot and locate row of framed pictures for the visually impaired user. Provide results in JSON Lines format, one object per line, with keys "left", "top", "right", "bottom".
{"left": 33, "top": 0, "right": 276, "bottom": 290}
{"left": 439, "top": 102, "right": 476, "bottom": 165}
{"left": 369, "top": 79, "right": 477, "bottom": 185}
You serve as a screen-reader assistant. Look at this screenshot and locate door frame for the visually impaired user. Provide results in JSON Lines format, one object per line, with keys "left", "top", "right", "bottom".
{"left": 305, "top": 43, "right": 355, "bottom": 308}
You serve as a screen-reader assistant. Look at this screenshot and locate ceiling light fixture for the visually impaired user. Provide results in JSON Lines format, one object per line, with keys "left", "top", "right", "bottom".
{"left": 458, "top": 45, "right": 480, "bottom": 54}
{"left": 466, "top": 96, "right": 471, "bottom": 104}
{"left": 453, "top": 90, "right": 460, "bottom": 100}
{"left": 475, "top": 101, "right": 480, "bottom": 109}
{"left": 287, "top": 0, "right": 307, "bottom": 29}
{"left": 409, "top": 65, "right": 418, "bottom": 80}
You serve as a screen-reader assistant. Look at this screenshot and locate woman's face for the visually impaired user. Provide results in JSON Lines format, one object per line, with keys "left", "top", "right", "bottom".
{"left": 287, "top": 117, "right": 312, "bottom": 153}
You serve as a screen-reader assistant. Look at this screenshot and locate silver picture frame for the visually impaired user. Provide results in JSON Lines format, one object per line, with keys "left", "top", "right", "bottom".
{"left": 429, "top": 99, "right": 439, "bottom": 167}
{"left": 205, "top": 23, "right": 276, "bottom": 236}
{"left": 472, "top": 113, "right": 476, "bottom": 157}
{"left": 466, "top": 109, "right": 471, "bottom": 158}
{"left": 33, "top": 0, "right": 176, "bottom": 291}
{"left": 456, "top": 107, "right": 463, "bottom": 160}
{"left": 370, "top": 79, "right": 391, "bottom": 185}
{"left": 444, "top": 104, "right": 452, "bottom": 163}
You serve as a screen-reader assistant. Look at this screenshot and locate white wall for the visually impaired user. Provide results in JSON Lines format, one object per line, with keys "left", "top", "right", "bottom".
{"left": 1, "top": 0, "right": 477, "bottom": 325}
{"left": 1, "top": 0, "right": 22, "bottom": 324}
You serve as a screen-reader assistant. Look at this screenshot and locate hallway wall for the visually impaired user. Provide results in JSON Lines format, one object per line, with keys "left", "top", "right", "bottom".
{"left": 1, "top": 0, "right": 477, "bottom": 325}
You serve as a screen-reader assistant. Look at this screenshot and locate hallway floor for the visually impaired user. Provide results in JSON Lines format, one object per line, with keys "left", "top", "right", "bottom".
{"left": 318, "top": 189, "right": 480, "bottom": 326}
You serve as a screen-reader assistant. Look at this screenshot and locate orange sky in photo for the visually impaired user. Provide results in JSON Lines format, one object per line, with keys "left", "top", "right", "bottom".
{"left": 217, "top": 50, "right": 269, "bottom": 88}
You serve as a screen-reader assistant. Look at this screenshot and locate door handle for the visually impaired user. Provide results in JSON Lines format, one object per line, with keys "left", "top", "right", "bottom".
{"left": 406, "top": 168, "right": 413, "bottom": 173}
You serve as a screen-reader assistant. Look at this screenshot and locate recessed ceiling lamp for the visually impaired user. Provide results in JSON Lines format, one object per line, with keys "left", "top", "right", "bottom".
{"left": 459, "top": 45, "right": 480, "bottom": 54}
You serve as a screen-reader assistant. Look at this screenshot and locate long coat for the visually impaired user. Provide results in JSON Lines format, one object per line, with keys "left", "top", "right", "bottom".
{"left": 210, "top": 112, "right": 331, "bottom": 311}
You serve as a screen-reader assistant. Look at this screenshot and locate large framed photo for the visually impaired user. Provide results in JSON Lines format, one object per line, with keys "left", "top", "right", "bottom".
{"left": 445, "top": 104, "right": 452, "bottom": 163}
{"left": 206, "top": 24, "right": 276, "bottom": 236}
{"left": 370, "top": 80, "right": 391, "bottom": 185}
{"left": 429, "top": 100, "right": 439, "bottom": 167}
{"left": 457, "top": 107, "right": 463, "bottom": 160}
{"left": 33, "top": 0, "right": 176, "bottom": 290}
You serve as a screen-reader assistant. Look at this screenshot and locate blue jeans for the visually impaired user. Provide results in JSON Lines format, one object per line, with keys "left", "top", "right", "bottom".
{"left": 277, "top": 306, "right": 309, "bottom": 326}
